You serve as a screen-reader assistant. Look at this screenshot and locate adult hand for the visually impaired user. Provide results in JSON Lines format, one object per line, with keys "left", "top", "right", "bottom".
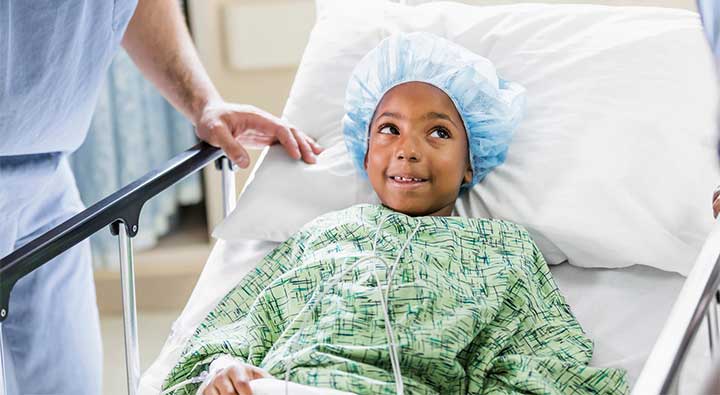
{"left": 713, "top": 187, "right": 720, "bottom": 219}
{"left": 196, "top": 102, "right": 323, "bottom": 168}
{"left": 201, "top": 360, "right": 271, "bottom": 395}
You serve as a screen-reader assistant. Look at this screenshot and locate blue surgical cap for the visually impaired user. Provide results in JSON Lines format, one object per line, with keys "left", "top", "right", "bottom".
{"left": 342, "top": 32, "right": 526, "bottom": 191}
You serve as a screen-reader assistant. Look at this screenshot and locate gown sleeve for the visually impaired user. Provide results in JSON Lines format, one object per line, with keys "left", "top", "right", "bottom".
{"left": 161, "top": 236, "right": 303, "bottom": 394}
{"left": 463, "top": 243, "right": 629, "bottom": 395}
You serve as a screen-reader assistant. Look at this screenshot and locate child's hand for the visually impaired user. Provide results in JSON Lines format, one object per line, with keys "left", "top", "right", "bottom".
{"left": 201, "top": 359, "right": 270, "bottom": 395}
{"left": 714, "top": 188, "right": 720, "bottom": 219}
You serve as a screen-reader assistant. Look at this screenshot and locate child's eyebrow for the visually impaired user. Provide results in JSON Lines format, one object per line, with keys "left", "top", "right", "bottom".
{"left": 424, "top": 111, "right": 457, "bottom": 127}
{"left": 376, "top": 111, "right": 404, "bottom": 121}
{"left": 376, "top": 111, "right": 458, "bottom": 128}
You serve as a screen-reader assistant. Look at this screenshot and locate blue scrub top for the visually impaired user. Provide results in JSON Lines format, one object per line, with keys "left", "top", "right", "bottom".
{"left": 0, "top": 0, "right": 138, "bottom": 156}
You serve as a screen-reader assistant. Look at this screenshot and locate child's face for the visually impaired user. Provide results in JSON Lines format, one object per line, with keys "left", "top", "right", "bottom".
{"left": 365, "top": 82, "right": 473, "bottom": 217}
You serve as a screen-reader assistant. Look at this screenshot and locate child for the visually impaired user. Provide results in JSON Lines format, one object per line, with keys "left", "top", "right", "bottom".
{"left": 162, "top": 33, "right": 628, "bottom": 395}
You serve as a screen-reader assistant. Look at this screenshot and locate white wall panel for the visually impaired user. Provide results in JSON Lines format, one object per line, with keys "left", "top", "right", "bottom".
{"left": 223, "top": 2, "right": 316, "bottom": 70}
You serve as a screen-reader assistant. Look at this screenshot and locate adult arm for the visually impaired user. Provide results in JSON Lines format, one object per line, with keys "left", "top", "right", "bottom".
{"left": 121, "top": 0, "right": 321, "bottom": 168}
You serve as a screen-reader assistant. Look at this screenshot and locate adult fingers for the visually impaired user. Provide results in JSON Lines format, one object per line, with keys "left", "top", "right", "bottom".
{"left": 284, "top": 121, "right": 322, "bottom": 155}
{"left": 241, "top": 113, "right": 300, "bottom": 160}
{"left": 209, "top": 121, "right": 251, "bottom": 168}
{"left": 714, "top": 197, "right": 720, "bottom": 219}
{"left": 307, "top": 136, "right": 324, "bottom": 155}
{"left": 291, "top": 128, "right": 316, "bottom": 164}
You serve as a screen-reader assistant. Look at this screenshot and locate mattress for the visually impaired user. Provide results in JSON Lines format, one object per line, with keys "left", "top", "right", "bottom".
{"left": 139, "top": 239, "right": 711, "bottom": 394}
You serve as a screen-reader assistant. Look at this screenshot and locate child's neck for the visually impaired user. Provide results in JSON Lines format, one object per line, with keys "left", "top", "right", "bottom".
{"left": 426, "top": 204, "right": 454, "bottom": 217}
{"left": 386, "top": 202, "right": 455, "bottom": 217}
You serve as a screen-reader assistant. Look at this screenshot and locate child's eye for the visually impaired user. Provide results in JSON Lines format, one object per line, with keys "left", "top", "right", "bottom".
{"left": 379, "top": 125, "right": 399, "bottom": 135}
{"left": 430, "top": 128, "right": 451, "bottom": 139}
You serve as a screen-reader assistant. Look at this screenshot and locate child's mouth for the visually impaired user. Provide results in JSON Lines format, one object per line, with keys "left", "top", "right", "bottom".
{"left": 388, "top": 175, "right": 429, "bottom": 188}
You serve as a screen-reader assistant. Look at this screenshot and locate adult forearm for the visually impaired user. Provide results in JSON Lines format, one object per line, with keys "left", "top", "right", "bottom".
{"left": 122, "top": 0, "right": 220, "bottom": 125}
{"left": 119, "top": 0, "right": 320, "bottom": 167}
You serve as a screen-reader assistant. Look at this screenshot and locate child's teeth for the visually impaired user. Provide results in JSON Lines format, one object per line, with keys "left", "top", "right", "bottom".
{"left": 392, "top": 176, "right": 424, "bottom": 182}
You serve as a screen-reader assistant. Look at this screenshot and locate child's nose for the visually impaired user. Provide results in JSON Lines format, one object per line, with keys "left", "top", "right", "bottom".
{"left": 395, "top": 137, "right": 421, "bottom": 162}
{"left": 396, "top": 151, "right": 418, "bottom": 161}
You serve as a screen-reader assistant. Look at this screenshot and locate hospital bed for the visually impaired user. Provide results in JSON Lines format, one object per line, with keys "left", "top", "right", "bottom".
{"left": 0, "top": 140, "right": 718, "bottom": 395}
{"left": 1, "top": 5, "right": 719, "bottom": 395}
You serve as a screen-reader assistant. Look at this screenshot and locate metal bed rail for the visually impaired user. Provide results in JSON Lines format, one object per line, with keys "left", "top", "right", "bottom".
{"left": 0, "top": 142, "right": 237, "bottom": 395}
{"left": 633, "top": 219, "right": 720, "bottom": 394}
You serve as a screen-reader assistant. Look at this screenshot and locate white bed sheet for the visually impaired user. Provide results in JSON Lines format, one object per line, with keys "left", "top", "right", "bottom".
{"left": 139, "top": 239, "right": 711, "bottom": 394}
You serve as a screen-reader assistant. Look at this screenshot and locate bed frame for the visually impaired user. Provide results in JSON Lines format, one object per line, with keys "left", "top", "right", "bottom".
{"left": 0, "top": 142, "right": 718, "bottom": 394}
{"left": 0, "top": 143, "right": 236, "bottom": 395}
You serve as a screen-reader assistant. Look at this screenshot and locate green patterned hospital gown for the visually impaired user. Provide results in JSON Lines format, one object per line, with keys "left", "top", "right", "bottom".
{"left": 163, "top": 204, "right": 628, "bottom": 394}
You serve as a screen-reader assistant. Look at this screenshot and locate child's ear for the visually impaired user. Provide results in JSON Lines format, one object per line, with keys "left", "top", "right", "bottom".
{"left": 463, "top": 165, "right": 473, "bottom": 185}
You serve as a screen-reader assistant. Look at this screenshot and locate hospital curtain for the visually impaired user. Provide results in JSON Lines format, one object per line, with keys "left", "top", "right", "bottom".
{"left": 70, "top": 50, "right": 203, "bottom": 269}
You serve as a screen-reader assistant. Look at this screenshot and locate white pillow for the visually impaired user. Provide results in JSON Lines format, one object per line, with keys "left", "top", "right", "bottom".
{"left": 216, "top": 135, "right": 380, "bottom": 241}
{"left": 215, "top": 0, "right": 719, "bottom": 275}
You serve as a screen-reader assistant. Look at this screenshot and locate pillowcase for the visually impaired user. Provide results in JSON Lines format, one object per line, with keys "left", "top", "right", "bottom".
{"left": 214, "top": 0, "right": 719, "bottom": 275}
{"left": 215, "top": 135, "right": 380, "bottom": 241}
